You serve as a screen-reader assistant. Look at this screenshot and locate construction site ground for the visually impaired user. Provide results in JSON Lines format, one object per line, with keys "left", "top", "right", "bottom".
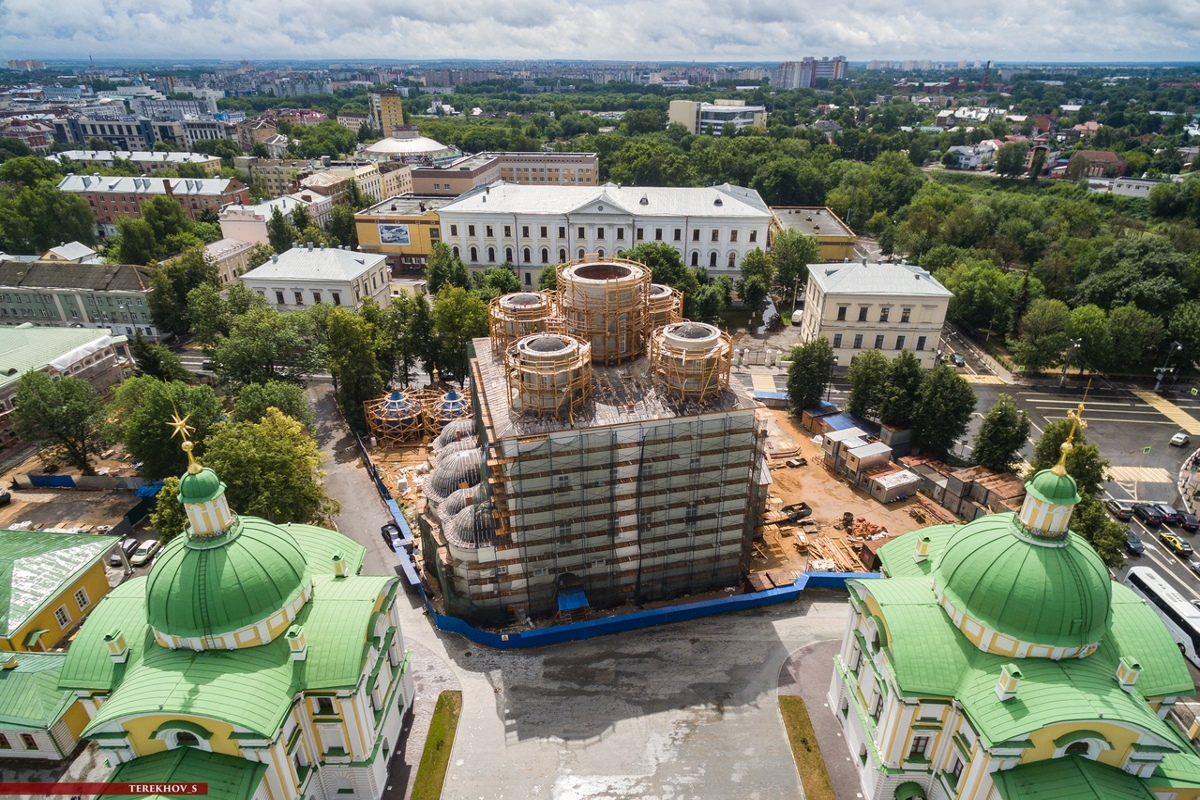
{"left": 754, "top": 408, "right": 950, "bottom": 580}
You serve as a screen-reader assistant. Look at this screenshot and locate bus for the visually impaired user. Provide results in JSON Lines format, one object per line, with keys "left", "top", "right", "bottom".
{"left": 1125, "top": 566, "right": 1200, "bottom": 669}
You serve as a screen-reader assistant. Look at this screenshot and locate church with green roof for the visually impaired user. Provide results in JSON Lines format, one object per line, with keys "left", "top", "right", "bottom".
{"left": 60, "top": 435, "right": 415, "bottom": 800}
{"left": 829, "top": 416, "right": 1200, "bottom": 800}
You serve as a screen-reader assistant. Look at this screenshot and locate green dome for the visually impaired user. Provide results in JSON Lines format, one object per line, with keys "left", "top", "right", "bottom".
{"left": 933, "top": 513, "right": 1111, "bottom": 650}
{"left": 1025, "top": 468, "right": 1081, "bottom": 506}
{"left": 145, "top": 517, "right": 312, "bottom": 641}
{"left": 178, "top": 467, "right": 224, "bottom": 505}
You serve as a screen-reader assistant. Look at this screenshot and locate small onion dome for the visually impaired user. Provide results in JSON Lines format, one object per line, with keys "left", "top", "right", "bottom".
{"left": 1026, "top": 468, "right": 1081, "bottom": 506}
{"left": 178, "top": 466, "right": 223, "bottom": 505}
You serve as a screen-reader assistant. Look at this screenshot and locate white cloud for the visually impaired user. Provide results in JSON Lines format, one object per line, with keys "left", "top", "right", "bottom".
{"left": 2, "top": 0, "right": 1198, "bottom": 62}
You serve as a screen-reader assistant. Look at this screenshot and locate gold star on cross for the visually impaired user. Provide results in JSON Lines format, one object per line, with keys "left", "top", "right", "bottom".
{"left": 168, "top": 412, "right": 195, "bottom": 443}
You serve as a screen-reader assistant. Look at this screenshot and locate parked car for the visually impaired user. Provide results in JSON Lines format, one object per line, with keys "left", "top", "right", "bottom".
{"left": 381, "top": 521, "right": 403, "bottom": 552}
{"left": 1179, "top": 511, "right": 1200, "bottom": 533}
{"left": 110, "top": 536, "right": 140, "bottom": 566}
{"left": 128, "top": 539, "right": 160, "bottom": 567}
{"left": 950, "top": 353, "right": 966, "bottom": 368}
{"left": 1152, "top": 503, "right": 1183, "bottom": 527}
{"left": 1134, "top": 503, "right": 1166, "bottom": 527}
{"left": 0, "top": 489, "right": 10, "bottom": 507}
{"left": 1159, "top": 532, "right": 1194, "bottom": 557}
{"left": 1190, "top": 560, "right": 1200, "bottom": 578}
{"left": 1171, "top": 432, "right": 1192, "bottom": 447}
{"left": 1105, "top": 498, "right": 1135, "bottom": 521}
{"left": 1124, "top": 531, "right": 1145, "bottom": 556}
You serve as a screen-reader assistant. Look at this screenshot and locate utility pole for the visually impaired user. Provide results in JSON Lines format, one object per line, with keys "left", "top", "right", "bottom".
{"left": 1059, "top": 338, "right": 1081, "bottom": 387}
{"left": 1154, "top": 341, "right": 1183, "bottom": 392}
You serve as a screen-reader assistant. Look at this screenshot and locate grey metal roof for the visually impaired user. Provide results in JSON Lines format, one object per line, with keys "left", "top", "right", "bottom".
{"left": 240, "top": 247, "right": 386, "bottom": 283}
{"left": 808, "top": 262, "right": 953, "bottom": 298}
{"left": 0, "top": 261, "right": 151, "bottom": 293}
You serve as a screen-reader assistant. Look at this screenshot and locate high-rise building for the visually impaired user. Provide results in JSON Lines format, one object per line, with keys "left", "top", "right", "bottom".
{"left": 368, "top": 92, "right": 406, "bottom": 136}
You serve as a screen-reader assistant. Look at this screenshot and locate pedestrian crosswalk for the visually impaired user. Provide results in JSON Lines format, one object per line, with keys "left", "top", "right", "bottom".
{"left": 1108, "top": 466, "right": 1174, "bottom": 484}
{"left": 750, "top": 374, "right": 778, "bottom": 392}
{"left": 1133, "top": 391, "right": 1200, "bottom": 435}
{"left": 962, "top": 374, "right": 1006, "bottom": 385}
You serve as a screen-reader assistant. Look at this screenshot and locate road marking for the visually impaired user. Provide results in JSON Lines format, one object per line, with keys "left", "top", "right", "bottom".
{"left": 1109, "top": 466, "right": 1175, "bottom": 484}
{"left": 1021, "top": 398, "right": 1136, "bottom": 408}
{"left": 1133, "top": 392, "right": 1200, "bottom": 435}
{"left": 962, "top": 374, "right": 1005, "bottom": 385}
{"left": 751, "top": 374, "right": 777, "bottom": 392}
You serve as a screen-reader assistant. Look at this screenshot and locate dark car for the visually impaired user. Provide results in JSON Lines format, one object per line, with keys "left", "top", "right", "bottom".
{"left": 1125, "top": 531, "right": 1145, "bottom": 556}
{"left": 1160, "top": 532, "right": 1195, "bottom": 557}
{"left": 1105, "top": 498, "right": 1135, "bottom": 521}
{"left": 381, "top": 521, "right": 403, "bottom": 552}
{"left": 1134, "top": 503, "right": 1166, "bottom": 528}
{"left": 1153, "top": 503, "right": 1183, "bottom": 527}
{"left": 109, "top": 536, "right": 140, "bottom": 566}
{"left": 0, "top": 489, "right": 10, "bottom": 507}
{"left": 950, "top": 353, "right": 966, "bottom": 368}
{"left": 1178, "top": 511, "right": 1200, "bottom": 533}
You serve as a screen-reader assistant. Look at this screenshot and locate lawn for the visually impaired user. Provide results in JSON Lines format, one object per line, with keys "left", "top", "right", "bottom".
{"left": 410, "top": 690, "right": 463, "bottom": 800}
{"left": 779, "top": 695, "right": 837, "bottom": 800}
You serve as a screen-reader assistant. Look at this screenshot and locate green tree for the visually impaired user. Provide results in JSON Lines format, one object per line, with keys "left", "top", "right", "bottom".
{"left": 231, "top": 380, "right": 314, "bottom": 428}
{"left": 845, "top": 350, "right": 891, "bottom": 420}
{"left": 211, "top": 306, "right": 322, "bottom": 388}
{"left": 290, "top": 205, "right": 314, "bottom": 233}
{"left": 1067, "top": 304, "right": 1112, "bottom": 373}
{"left": 912, "top": 366, "right": 976, "bottom": 459}
{"left": 325, "top": 204, "right": 358, "bottom": 248}
{"left": 473, "top": 265, "right": 521, "bottom": 301}
{"left": 1011, "top": 298, "right": 1070, "bottom": 373}
{"left": 878, "top": 350, "right": 924, "bottom": 428}
{"left": 1107, "top": 303, "right": 1164, "bottom": 372}
{"left": 771, "top": 228, "right": 819, "bottom": 299}
{"left": 12, "top": 372, "right": 109, "bottom": 475}
{"left": 129, "top": 331, "right": 191, "bottom": 382}
{"left": 994, "top": 142, "right": 1029, "bottom": 178}
{"left": 425, "top": 242, "right": 471, "bottom": 295}
{"left": 972, "top": 394, "right": 1032, "bottom": 473}
{"left": 538, "top": 264, "right": 558, "bottom": 291}
{"left": 1168, "top": 301, "right": 1200, "bottom": 375}
{"left": 150, "top": 476, "right": 188, "bottom": 542}
{"left": 432, "top": 287, "right": 489, "bottom": 383}
{"left": 326, "top": 307, "right": 384, "bottom": 430}
{"left": 786, "top": 337, "right": 835, "bottom": 412}
{"left": 1071, "top": 495, "right": 1126, "bottom": 567}
{"left": 246, "top": 243, "right": 275, "bottom": 270}
{"left": 267, "top": 206, "right": 298, "bottom": 253}
{"left": 1028, "top": 418, "right": 1110, "bottom": 497}
{"left": 114, "top": 217, "right": 158, "bottom": 265}
{"left": 148, "top": 246, "right": 220, "bottom": 338}
{"left": 201, "top": 408, "right": 338, "bottom": 524}
{"left": 141, "top": 195, "right": 193, "bottom": 251}
{"left": 0, "top": 155, "right": 61, "bottom": 187}
{"left": 109, "top": 377, "right": 223, "bottom": 481}
{"left": 394, "top": 293, "right": 435, "bottom": 383}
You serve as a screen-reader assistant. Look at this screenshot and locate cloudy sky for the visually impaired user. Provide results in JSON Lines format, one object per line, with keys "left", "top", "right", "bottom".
{"left": 2, "top": 0, "right": 1198, "bottom": 63}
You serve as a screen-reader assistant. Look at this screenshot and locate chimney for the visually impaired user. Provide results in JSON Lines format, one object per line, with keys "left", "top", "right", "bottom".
{"left": 995, "top": 663, "right": 1022, "bottom": 702}
{"left": 332, "top": 552, "right": 349, "bottom": 578}
{"left": 104, "top": 628, "right": 129, "bottom": 664}
{"left": 286, "top": 625, "right": 308, "bottom": 661}
{"left": 307, "top": 242, "right": 314, "bottom": 251}
{"left": 1, "top": 656, "right": 17, "bottom": 670}
{"left": 271, "top": 254, "right": 278, "bottom": 263}
{"left": 912, "top": 535, "right": 931, "bottom": 563}
{"left": 1116, "top": 657, "right": 1141, "bottom": 693}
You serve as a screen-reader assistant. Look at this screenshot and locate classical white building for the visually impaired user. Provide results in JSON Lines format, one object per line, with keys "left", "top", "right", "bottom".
{"left": 798, "top": 262, "right": 952, "bottom": 368}
{"left": 219, "top": 193, "right": 334, "bottom": 247}
{"left": 437, "top": 182, "right": 773, "bottom": 288}
{"left": 239, "top": 245, "right": 390, "bottom": 311}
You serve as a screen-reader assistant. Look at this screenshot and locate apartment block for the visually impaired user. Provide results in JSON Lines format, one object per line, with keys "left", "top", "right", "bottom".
{"left": 56, "top": 175, "right": 250, "bottom": 237}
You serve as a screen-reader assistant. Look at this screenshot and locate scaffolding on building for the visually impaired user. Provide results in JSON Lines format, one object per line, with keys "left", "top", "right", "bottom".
{"left": 648, "top": 322, "right": 733, "bottom": 403}
{"left": 504, "top": 333, "right": 593, "bottom": 421}
{"left": 363, "top": 389, "right": 426, "bottom": 445}
{"left": 647, "top": 283, "right": 684, "bottom": 332}
{"left": 556, "top": 256, "right": 651, "bottom": 365}
{"left": 428, "top": 389, "right": 472, "bottom": 428}
{"left": 488, "top": 291, "right": 560, "bottom": 352}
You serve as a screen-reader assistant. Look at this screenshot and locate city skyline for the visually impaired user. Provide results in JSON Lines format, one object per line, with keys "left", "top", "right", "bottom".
{"left": 2, "top": 0, "right": 1199, "bottom": 64}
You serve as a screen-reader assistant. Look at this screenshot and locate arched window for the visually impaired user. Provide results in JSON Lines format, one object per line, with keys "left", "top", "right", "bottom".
{"left": 691, "top": 252, "right": 699, "bottom": 266}
{"left": 175, "top": 731, "right": 199, "bottom": 748}
{"left": 559, "top": 249, "right": 567, "bottom": 263}
{"left": 1065, "top": 742, "right": 1090, "bottom": 756}
{"left": 469, "top": 246, "right": 478, "bottom": 263}
{"left": 709, "top": 252, "right": 718, "bottom": 267}
{"left": 596, "top": 248, "right": 605, "bottom": 258}
{"left": 505, "top": 247, "right": 513, "bottom": 263}
{"left": 487, "top": 246, "right": 496, "bottom": 262}
{"left": 541, "top": 248, "right": 549, "bottom": 264}
{"left": 452, "top": 245, "right": 460, "bottom": 258}
{"left": 523, "top": 248, "right": 531, "bottom": 263}
{"left": 578, "top": 248, "right": 586, "bottom": 260}
{"left": 728, "top": 252, "right": 737, "bottom": 268}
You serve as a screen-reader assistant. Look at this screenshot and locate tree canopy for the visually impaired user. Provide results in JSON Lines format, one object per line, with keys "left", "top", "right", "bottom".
{"left": 13, "top": 372, "right": 108, "bottom": 475}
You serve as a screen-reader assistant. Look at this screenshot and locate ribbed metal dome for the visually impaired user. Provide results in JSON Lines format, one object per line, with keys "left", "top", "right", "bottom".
{"left": 433, "top": 418, "right": 476, "bottom": 451}
{"left": 425, "top": 449, "right": 482, "bottom": 502}
{"left": 446, "top": 502, "right": 496, "bottom": 549}
{"left": 145, "top": 518, "right": 312, "bottom": 643}
{"left": 933, "top": 512, "right": 1112, "bottom": 651}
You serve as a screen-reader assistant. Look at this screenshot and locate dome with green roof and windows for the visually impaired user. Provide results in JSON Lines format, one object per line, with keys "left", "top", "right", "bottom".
{"left": 142, "top": 420, "right": 313, "bottom": 649}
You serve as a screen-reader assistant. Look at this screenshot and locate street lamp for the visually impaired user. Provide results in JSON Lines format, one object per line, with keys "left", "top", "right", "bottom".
{"left": 1154, "top": 341, "right": 1184, "bottom": 392}
{"left": 826, "top": 356, "right": 839, "bottom": 403}
{"left": 1060, "top": 338, "right": 1081, "bottom": 387}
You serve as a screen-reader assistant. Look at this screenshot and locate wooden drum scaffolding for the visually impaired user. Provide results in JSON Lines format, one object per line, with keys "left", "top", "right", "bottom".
{"left": 556, "top": 256, "right": 651, "bottom": 365}
{"left": 648, "top": 322, "right": 733, "bottom": 403}
{"left": 505, "top": 333, "right": 593, "bottom": 421}
{"left": 647, "top": 283, "right": 684, "bottom": 333}
{"left": 488, "top": 291, "right": 559, "bottom": 351}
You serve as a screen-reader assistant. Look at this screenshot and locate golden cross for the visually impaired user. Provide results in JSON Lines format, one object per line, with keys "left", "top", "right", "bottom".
{"left": 168, "top": 412, "right": 195, "bottom": 443}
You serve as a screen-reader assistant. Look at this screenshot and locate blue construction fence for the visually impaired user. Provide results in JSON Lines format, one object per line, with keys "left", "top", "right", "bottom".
{"left": 352, "top": 430, "right": 875, "bottom": 650}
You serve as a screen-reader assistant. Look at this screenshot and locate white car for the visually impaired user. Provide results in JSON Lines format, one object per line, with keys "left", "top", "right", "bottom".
{"left": 1171, "top": 432, "right": 1192, "bottom": 448}
{"left": 129, "top": 539, "right": 161, "bottom": 567}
